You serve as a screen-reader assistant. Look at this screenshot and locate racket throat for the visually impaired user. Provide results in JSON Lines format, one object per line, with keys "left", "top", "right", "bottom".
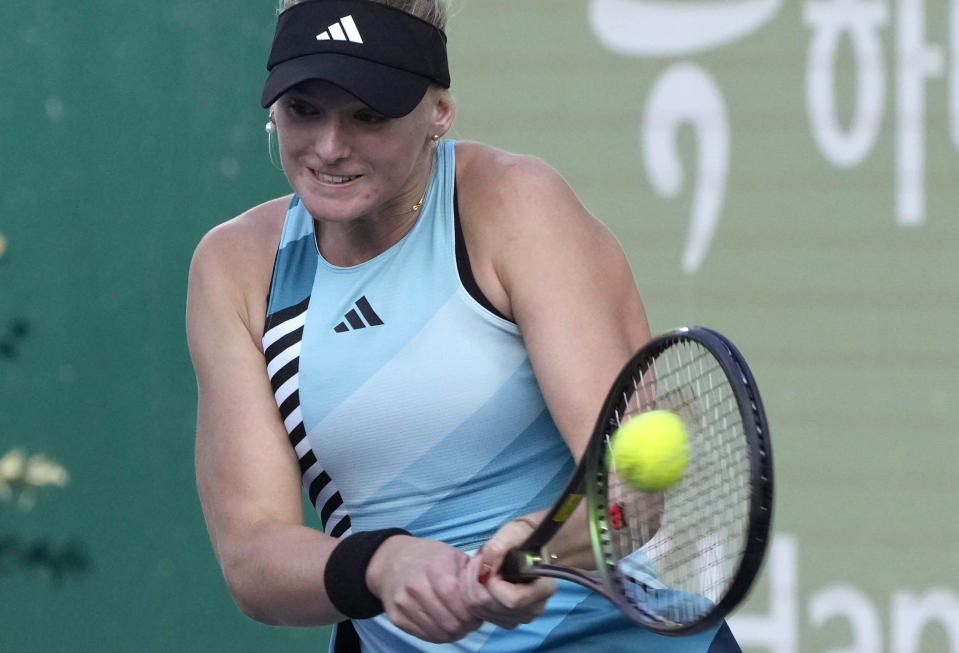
{"left": 500, "top": 549, "right": 542, "bottom": 583}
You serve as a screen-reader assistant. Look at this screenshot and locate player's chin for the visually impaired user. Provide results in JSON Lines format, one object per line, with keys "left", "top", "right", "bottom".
{"left": 297, "top": 191, "right": 362, "bottom": 223}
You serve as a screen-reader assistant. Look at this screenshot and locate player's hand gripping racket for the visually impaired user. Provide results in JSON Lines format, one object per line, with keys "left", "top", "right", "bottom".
{"left": 500, "top": 327, "right": 773, "bottom": 635}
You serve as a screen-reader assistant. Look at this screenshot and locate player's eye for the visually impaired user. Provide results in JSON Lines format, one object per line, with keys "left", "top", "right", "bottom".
{"left": 355, "top": 110, "right": 388, "bottom": 124}
{"left": 285, "top": 98, "right": 318, "bottom": 117}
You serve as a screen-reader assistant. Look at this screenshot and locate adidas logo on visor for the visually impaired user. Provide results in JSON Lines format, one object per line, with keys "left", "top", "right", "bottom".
{"left": 316, "top": 14, "right": 364, "bottom": 44}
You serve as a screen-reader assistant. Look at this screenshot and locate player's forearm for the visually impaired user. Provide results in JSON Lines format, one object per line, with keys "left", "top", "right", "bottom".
{"left": 217, "top": 521, "right": 344, "bottom": 627}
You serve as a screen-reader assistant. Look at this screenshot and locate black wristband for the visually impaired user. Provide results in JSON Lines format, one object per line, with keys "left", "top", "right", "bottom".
{"left": 324, "top": 528, "right": 410, "bottom": 619}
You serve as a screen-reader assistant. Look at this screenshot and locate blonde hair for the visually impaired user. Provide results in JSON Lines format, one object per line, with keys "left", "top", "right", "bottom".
{"left": 278, "top": 0, "right": 447, "bottom": 30}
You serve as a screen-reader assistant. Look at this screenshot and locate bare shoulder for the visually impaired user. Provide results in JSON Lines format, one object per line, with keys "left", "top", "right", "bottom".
{"left": 455, "top": 141, "right": 573, "bottom": 214}
{"left": 188, "top": 195, "right": 293, "bottom": 341}
{"left": 454, "top": 140, "right": 612, "bottom": 249}
{"left": 191, "top": 195, "right": 291, "bottom": 276}
{"left": 454, "top": 141, "right": 631, "bottom": 317}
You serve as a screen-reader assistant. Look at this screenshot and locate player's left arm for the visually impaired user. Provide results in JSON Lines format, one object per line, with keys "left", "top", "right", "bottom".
{"left": 456, "top": 143, "right": 652, "bottom": 612}
{"left": 507, "top": 174, "right": 650, "bottom": 458}
{"left": 458, "top": 142, "right": 651, "bottom": 465}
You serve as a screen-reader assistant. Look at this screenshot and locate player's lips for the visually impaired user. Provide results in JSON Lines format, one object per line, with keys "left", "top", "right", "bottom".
{"left": 311, "top": 170, "right": 361, "bottom": 184}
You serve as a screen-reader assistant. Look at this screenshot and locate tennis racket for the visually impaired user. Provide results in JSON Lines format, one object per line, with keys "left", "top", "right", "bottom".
{"left": 500, "top": 326, "right": 773, "bottom": 635}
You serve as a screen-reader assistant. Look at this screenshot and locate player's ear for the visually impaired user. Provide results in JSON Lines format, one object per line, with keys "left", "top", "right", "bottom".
{"left": 427, "top": 87, "right": 455, "bottom": 138}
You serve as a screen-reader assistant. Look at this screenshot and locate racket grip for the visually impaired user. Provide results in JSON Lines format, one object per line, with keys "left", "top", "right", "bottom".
{"left": 500, "top": 548, "right": 536, "bottom": 584}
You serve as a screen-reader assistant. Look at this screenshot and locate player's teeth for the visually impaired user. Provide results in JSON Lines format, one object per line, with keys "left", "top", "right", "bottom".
{"left": 318, "top": 173, "right": 357, "bottom": 184}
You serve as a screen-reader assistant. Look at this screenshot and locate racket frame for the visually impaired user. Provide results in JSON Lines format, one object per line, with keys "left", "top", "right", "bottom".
{"left": 500, "top": 326, "right": 774, "bottom": 635}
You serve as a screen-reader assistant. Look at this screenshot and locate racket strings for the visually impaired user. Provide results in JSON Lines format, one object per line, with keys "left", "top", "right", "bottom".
{"left": 603, "top": 339, "right": 751, "bottom": 624}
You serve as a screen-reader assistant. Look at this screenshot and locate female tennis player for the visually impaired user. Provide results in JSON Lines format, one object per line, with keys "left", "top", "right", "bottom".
{"left": 186, "top": 0, "right": 741, "bottom": 650}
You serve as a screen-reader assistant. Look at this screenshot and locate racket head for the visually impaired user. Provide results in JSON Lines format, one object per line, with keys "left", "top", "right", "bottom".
{"left": 588, "top": 326, "right": 774, "bottom": 634}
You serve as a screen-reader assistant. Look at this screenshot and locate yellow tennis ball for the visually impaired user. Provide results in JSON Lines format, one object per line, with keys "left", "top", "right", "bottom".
{"left": 610, "top": 410, "right": 689, "bottom": 492}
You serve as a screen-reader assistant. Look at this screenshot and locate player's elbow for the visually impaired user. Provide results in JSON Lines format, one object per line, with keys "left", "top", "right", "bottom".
{"left": 219, "top": 549, "right": 285, "bottom": 625}
{"left": 229, "top": 585, "right": 278, "bottom": 625}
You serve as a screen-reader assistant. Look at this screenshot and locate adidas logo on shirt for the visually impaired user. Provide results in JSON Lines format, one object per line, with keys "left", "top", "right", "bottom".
{"left": 333, "top": 296, "right": 383, "bottom": 333}
{"left": 316, "top": 15, "right": 364, "bottom": 44}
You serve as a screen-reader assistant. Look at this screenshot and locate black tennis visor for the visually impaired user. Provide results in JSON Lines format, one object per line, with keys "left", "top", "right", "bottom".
{"left": 261, "top": 0, "right": 450, "bottom": 117}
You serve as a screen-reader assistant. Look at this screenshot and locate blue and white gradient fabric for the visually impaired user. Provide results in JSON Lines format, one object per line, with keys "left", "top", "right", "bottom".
{"left": 262, "top": 140, "right": 739, "bottom": 652}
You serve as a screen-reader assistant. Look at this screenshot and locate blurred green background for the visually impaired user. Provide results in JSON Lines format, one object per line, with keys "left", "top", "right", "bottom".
{"left": 1, "top": 1, "right": 956, "bottom": 651}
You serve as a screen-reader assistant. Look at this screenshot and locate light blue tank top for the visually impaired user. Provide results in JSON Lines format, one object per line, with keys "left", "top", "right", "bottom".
{"left": 261, "top": 141, "right": 736, "bottom": 652}
{"left": 263, "top": 140, "right": 572, "bottom": 549}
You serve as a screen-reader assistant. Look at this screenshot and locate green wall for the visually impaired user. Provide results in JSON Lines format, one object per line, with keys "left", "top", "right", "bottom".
{"left": 2, "top": 1, "right": 957, "bottom": 651}
{"left": 0, "top": 1, "right": 310, "bottom": 650}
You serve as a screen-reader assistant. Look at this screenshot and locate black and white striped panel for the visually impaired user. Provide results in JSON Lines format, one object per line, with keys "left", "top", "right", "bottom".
{"left": 263, "top": 297, "right": 352, "bottom": 538}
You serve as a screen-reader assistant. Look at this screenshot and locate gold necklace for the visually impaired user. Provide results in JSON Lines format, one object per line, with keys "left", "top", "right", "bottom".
{"left": 412, "top": 192, "right": 426, "bottom": 213}
{"left": 412, "top": 160, "right": 434, "bottom": 213}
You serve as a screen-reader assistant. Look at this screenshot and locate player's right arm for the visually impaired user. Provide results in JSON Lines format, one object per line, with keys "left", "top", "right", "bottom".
{"left": 186, "top": 203, "right": 501, "bottom": 640}
{"left": 187, "top": 201, "right": 344, "bottom": 626}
